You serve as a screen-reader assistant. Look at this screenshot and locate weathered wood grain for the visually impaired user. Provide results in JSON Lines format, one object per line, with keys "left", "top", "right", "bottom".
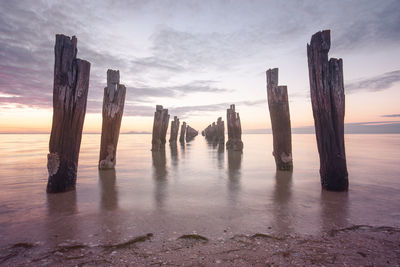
{"left": 266, "top": 68, "right": 293, "bottom": 171}
{"left": 226, "top": 104, "right": 243, "bottom": 151}
{"left": 151, "top": 105, "right": 169, "bottom": 151}
{"left": 47, "top": 34, "right": 90, "bottom": 193}
{"left": 99, "top": 69, "right": 126, "bottom": 169}
{"left": 307, "top": 30, "right": 348, "bottom": 191}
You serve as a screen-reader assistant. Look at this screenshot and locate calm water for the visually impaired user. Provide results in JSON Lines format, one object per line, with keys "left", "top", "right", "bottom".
{"left": 0, "top": 134, "right": 399, "bottom": 247}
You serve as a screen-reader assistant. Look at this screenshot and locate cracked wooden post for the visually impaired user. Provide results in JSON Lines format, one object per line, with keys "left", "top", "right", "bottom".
{"left": 186, "top": 125, "right": 198, "bottom": 142}
{"left": 47, "top": 34, "right": 90, "bottom": 193}
{"left": 267, "top": 68, "right": 293, "bottom": 171}
{"left": 151, "top": 105, "right": 169, "bottom": 151}
{"left": 307, "top": 30, "right": 348, "bottom": 191}
{"left": 169, "top": 116, "right": 180, "bottom": 145}
{"left": 99, "top": 69, "right": 126, "bottom": 169}
{"left": 179, "top": 121, "right": 186, "bottom": 143}
{"left": 216, "top": 117, "right": 225, "bottom": 145}
{"left": 226, "top": 104, "right": 243, "bottom": 151}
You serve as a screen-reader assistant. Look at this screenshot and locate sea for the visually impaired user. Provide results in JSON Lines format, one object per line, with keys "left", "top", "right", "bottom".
{"left": 0, "top": 134, "right": 399, "bottom": 248}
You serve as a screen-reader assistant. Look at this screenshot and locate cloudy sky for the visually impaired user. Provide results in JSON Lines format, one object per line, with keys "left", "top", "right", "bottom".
{"left": 0, "top": 0, "right": 399, "bottom": 133}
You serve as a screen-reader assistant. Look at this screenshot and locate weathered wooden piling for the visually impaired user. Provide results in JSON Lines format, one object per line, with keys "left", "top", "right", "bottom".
{"left": 216, "top": 117, "right": 225, "bottom": 145}
{"left": 179, "top": 121, "right": 186, "bottom": 143}
{"left": 307, "top": 30, "right": 348, "bottom": 191}
{"left": 266, "top": 68, "right": 293, "bottom": 171}
{"left": 226, "top": 104, "right": 243, "bottom": 151}
{"left": 151, "top": 105, "right": 169, "bottom": 151}
{"left": 186, "top": 125, "right": 198, "bottom": 142}
{"left": 169, "top": 116, "right": 180, "bottom": 145}
{"left": 203, "top": 117, "right": 225, "bottom": 145}
{"left": 99, "top": 69, "right": 126, "bottom": 169}
{"left": 47, "top": 34, "right": 90, "bottom": 193}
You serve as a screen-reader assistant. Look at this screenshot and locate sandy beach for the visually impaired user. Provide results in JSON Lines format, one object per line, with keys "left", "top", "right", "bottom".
{"left": 1, "top": 225, "right": 399, "bottom": 266}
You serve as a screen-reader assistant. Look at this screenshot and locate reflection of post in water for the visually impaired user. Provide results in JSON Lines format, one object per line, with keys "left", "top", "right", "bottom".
{"left": 46, "top": 190, "right": 78, "bottom": 246}
{"left": 217, "top": 143, "right": 224, "bottom": 169}
{"left": 47, "top": 190, "right": 78, "bottom": 215}
{"left": 98, "top": 169, "right": 118, "bottom": 211}
{"left": 227, "top": 150, "right": 242, "bottom": 204}
{"left": 180, "top": 141, "right": 185, "bottom": 159}
{"left": 272, "top": 170, "right": 293, "bottom": 233}
{"left": 98, "top": 169, "right": 121, "bottom": 243}
{"left": 170, "top": 143, "right": 178, "bottom": 167}
{"left": 320, "top": 190, "right": 349, "bottom": 232}
{"left": 152, "top": 150, "right": 168, "bottom": 209}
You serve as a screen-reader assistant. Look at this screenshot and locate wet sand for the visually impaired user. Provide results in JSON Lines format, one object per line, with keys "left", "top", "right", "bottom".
{"left": 1, "top": 225, "right": 399, "bottom": 266}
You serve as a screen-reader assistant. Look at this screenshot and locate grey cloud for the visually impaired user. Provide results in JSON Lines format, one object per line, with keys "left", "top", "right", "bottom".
{"left": 332, "top": 1, "right": 400, "bottom": 51}
{"left": 130, "top": 57, "right": 184, "bottom": 73}
{"left": 127, "top": 80, "right": 229, "bottom": 99}
{"left": 381, "top": 114, "right": 400, "bottom": 118}
{"left": 169, "top": 99, "right": 265, "bottom": 118}
{"left": 93, "top": 99, "right": 265, "bottom": 118}
{"left": 346, "top": 70, "right": 400, "bottom": 93}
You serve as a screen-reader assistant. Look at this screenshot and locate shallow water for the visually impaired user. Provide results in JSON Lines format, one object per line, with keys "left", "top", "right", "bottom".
{"left": 0, "top": 134, "right": 399, "bottom": 247}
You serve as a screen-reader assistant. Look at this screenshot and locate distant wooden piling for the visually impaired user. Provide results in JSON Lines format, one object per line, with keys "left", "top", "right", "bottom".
{"left": 179, "top": 121, "right": 186, "bottom": 143}
{"left": 266, "top": 68, "right": 293, "bottom": 171}
{"left": 169, "top": 116, "right": 180, "bottom": 145}
{"left": 226, "top": 104, "right": 243, "bottom": 151}
{"left": 216, "top": 117, "right": 225, "bottom": 145}
{"left": 99, "top": 69, "right": 126, "bottom": 169}
{"left": 47, "top": 34, "right": 90, "bottom": 193}
{"left": 151, "top": 105, "right": 169, "bottom": 151}
{"left": 186, "top": 125, "right": 198, "bottom": 142}
{"left": 307, "top": 30, "right": 348, "bottom": 191}
{"left": 203, "top": 117, "right": 225, "bottom": 145}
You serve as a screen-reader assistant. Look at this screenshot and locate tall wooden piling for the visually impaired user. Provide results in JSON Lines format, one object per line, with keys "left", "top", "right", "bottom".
{"left": 307, "top": 30, "right": 348, "bottom": 191}
{"left": 47, "top": 34, "right": 90, "bottom": 193}
{"left": 226, "top": 104, "right": 243, "bottom": 151}
{"left": 266, "top": 68, "right": 293, "bottom": 171}
{"left": 169, "top": 116, "right": 180, "bottom": 145}
{"left": 179, "top": 121, "right": 186, "bottom": 143}
{"left": 99, "top": 69, "right": 126, "bottom": 169}
{"left": 151, "top": 105, "right": 169, "bottom": 151}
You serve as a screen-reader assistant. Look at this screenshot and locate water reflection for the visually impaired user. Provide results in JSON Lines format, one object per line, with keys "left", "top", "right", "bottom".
{"left": 98, "top": 169, "right": 118, "bottom": 211}
{"left": 46, "top": 190, "right": 78, "bottom": 215}
{"left": 152, "top": 150, "right": 168, "bottom": 209}
{"left": 170, "top": 144, "right": 178, "bottom": 167}
{"left": 320, "top": 190, "right": 349, "bottom": 231}
{"left": 272, "top": 171, "right": 293, "bottom": 233}
{"left": 46, "top": 191, "right": 78, "bottom": 246}
{"left": 180, "top": 142, "right": 186, "bottom": 159}
{"left": 217, "top": 144, "right": 224, "bottom": 169}
{"left": 227, "top": 150, "right": 242, "bottom": 204}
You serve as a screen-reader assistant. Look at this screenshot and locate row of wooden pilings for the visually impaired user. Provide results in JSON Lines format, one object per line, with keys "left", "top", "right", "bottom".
{"left": 46, "top": 29, "right": 348, "bottom": 194}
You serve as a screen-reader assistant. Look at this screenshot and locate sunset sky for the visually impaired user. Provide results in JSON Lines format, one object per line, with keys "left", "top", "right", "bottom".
{"left": 0, "top": 0, "right": 399, "bottom": 133}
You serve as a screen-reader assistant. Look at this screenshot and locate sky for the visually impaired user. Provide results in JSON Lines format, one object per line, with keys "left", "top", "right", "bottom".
{"left": 0, "top": 0, "right": 399, "bottom": 133}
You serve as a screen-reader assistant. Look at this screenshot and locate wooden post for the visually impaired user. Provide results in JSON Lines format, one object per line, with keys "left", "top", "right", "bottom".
{"left": 179, "top": 121, "right": 186, "bottom": 143}
{"left": 266, "top": 68, "right": 293, "bottom": 171}
{"left": 151, "top": 105, "right": 169, "bottom": 151}
{"left": 186, "top": 125, "right": 198, "bottom": 142}
{"left": 226, "top": 104, "right": 243, "bottom": 151}
{"left": 99, "top": 69, "right": 126, "bottom": 169}
{"left": 169, "top": 116, "right": 180, "bottom": 145}
{"left": 47, "top": 34, "right": 90, "bottom": 193}
{"left": 307, "top": 30, "right": 348, "bottom": 191}
{"left": 216, "top": 117, "right": 225, "bottom": 145}
{"left": 204, "top": 117, "right": 224, "bottom": 145}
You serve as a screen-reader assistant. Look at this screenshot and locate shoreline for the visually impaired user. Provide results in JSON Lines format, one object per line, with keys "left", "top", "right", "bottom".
{"left": 1, "top": 225, "right": 399, "bottom": 266}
